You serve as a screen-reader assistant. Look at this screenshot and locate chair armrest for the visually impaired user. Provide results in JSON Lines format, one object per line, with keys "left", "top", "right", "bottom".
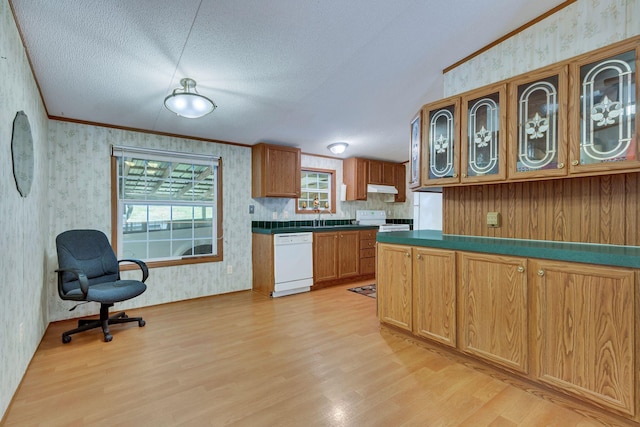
{"left": 55, "top": 268, "right": 90, "bottom": 297}
{"left": 118, "top": 259, "right": 149, "bottom": 283}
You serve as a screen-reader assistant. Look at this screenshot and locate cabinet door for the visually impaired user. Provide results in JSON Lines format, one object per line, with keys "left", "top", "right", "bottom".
{"left": 532, "top": 259, "right": 635, "bottom": 416}
{"left": 413, "top": 248, "right": 456, "bottom": 347}
{"left": 252, "top": 143, "right": 301, "bottom": 198}
{"left": 508, "top": 65, "right": 569, "bottom": 180}
{"left": 337, "top": 231, "right": 359, "bottom": 279}
{"left": 377, "top": 243, "right": 412, "bottom": 331}
{"left": 394, "top": 163, "right": 406, "bottom": 202}
{"left": 422, "top": 97, "right": 461, "bottom": 186}
{"left": 569, "top": 41, "right": 639, "bottom": 174}
{"left": 460, "top": 84, "right": 507, "bottom": 183}
{"left": 343, "top": 158, "right": 368, "bottom": 200}
{"left": 409, "top": 109, "right": 423, "bottom": 189}
{"left": 458, "top": 252, "right": 528, "bottom": 373}
{"left": 382, "top": 162, "right": 396, "bottom": 186}
{"left": 313, "top": 232, "right": 338, "bottom": 282}
{"left": 368, "top": 160, "right": 383, "bottom": 184}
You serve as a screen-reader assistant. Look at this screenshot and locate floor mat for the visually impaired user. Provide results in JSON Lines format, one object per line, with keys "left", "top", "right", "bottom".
{"left": 347, "top": 284, "right": 376, "bottom": 299}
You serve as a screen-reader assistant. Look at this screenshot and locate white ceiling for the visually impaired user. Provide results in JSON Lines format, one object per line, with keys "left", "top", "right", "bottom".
{"left": 11, "top": 0, "right": 566, "bottom": 162}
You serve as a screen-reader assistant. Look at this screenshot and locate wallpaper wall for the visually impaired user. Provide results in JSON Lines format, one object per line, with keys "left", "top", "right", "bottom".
{"left": 46, "top": 121, "right": 254, "bottom": 322}
{"left": 0, "top": 0, "right": 50, "bottom": 419}
{"left": 444, "top": 0, "right": 640, "bottom": 96}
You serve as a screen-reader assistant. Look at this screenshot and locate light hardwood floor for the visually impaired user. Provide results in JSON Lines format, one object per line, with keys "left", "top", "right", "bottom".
{"left": 1, "top": 282, "right": 625, "bottom": 426}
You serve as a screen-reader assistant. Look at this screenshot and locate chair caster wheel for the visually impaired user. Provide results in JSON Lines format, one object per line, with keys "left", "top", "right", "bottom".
{"left": 104, "top": 334, "right": 113, "bottom": 342}
{"left": 62, "top": 335, "right": 71, "bottom": 344}
{"left": 139, "top": 319, "right": 146, "bottom": 327}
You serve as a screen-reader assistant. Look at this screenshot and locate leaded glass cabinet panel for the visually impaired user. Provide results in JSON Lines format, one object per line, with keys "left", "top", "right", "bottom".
{"left": 421, "top": 97, "right": 460, "bottom": 187}
{"left": 508, "top": 65, "right": 568, "bottom": 179}
{"left": 461, "top": 84, "right": 507, "bottom": 183}
{"left": 570, "top": 41, "right": 639, "bottom": 174}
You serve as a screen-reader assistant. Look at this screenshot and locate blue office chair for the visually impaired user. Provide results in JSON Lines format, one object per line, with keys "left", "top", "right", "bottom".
{"left": 55, "top": 229, "right": 148, "bottom": 343}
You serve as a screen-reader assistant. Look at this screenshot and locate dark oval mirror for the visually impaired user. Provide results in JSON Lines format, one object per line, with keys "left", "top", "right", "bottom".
{"left": 11, "top": 111, "right": 34, "bottom": 197}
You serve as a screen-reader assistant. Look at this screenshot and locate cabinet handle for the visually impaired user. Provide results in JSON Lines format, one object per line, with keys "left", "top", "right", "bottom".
{"left": 416, "top": 254, "right": 422, "bottom": 260}
{"left": 462, "top": 173, "right": 467, "bottom": 178}
{"left": 517, "top": 266, "right": 525, "bottom": 273}
{"left": 405, "top": 252, "right": 410, "bottom": 258}
{"left": 571, "top": 160, "right": 579, "bottom": 166}
{"left": 453, "top": 173, "right": 458, "bottom": 178}
{"left": 557, "top": 162, "right": 565, "bottom": 169}
{"left": 537, "top": 270, "right": 544, "bottom": 276}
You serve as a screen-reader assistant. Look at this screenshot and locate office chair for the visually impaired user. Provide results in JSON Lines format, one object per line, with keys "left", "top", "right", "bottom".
{"left": 55, "top": 229, "right": 148, "bottom": 343}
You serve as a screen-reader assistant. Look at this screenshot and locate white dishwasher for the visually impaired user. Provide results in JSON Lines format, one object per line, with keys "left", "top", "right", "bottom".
{"left": 273, "top": 232, "right": 313, "bottom": 297}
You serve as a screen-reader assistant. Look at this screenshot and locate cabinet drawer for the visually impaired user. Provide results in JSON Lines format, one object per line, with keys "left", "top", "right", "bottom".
{"left": 360, "top": 248, "right": 375, "bottom": 258}
{"left": 359, "top": 230, "right": 377, "bottom": 240}
{"left": 360, "top": 238, "right": 376, "bottom": 249}
{"left": 360, "top": 257, "right": 375, "bottom": 275}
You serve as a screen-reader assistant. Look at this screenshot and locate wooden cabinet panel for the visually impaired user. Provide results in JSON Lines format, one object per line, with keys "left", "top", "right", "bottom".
{"left": 413, "top": 247, "right": 456, "bottom": 347}
{"left": 343, "top": 157, "right": 368, "bottom": 201}
{"left": 394, "top": 163, "right": 406, "bottom": 202}
{"left": 377, "top": 243, "right": 412, "bottom": 331}
{"left": 313, "top": 232, "right": 338, "bottom": 282}
{"left": 359, "top": 230, "right": 377, "bottom": 277}
{"left": 421, "top": 97, "right": 461, "bottom": 187}
{"left": 531, "top": 259, "right": 635, "bottom": 416}
{"left": 458, "top": 252, "right": 528, "bottom": 373}
{"left": 252, "top": 143, "right": 301, "bottom": 198}
{"left": 338, "top": 231, "right": 359, "bottom": 278}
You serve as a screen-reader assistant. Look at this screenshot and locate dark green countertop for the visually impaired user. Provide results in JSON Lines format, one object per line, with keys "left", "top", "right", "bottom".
{"left": 252, "top": 225, "right": 379, "bottom": 235}
{"left": 376, "top": 229, "right": 640, "bottom": 269}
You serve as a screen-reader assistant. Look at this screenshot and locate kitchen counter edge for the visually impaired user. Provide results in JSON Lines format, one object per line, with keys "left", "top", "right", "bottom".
{"left": 376, "top": 229, "right": 640, "bottom": 269}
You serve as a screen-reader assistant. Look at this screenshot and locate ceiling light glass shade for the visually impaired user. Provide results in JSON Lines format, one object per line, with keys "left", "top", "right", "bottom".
{"left": 164, "top": 78, "right": 216, "bottom": 118}
{"left": 328, "top": 142, "right": 348, "bottom": 154}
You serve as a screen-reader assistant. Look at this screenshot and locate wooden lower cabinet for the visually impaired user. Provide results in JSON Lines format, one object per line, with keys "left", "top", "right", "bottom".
{"left": 377, "top": 243, "right": 412, "bottom": 331}
{"left": 531, "top": 259, "right": 636, "bottom": 417}
{"left": 458, "top": 252, "right": 529, "bottom": 374}
{"left": 313, "top": 231, "right": 359, "bottom": 285}
{"left": 359, "top": 229, "right": 377, "bottom": 276}
{"left": 413, "top": 247, "right": 456, "bottom": 347}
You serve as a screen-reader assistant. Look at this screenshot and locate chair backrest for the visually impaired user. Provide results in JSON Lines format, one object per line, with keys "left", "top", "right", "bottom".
{"left": 56, "top": 230, "right": 119, "bottom": 295}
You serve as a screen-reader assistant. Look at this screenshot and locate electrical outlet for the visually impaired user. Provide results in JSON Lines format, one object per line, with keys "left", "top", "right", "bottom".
{"left": 272, "top": 211, "right": 278, "bottom": 220}
{"left": 487, "top": 212, "right": 501, "bottom": 228}
{"left": 283, "top": 211, "right": 289, "bottom": 219}
{"left": 249, "top": 204, "right": 255, "bottom": 214}
{"left": 19, "top": 322, "right": 24, "bottom": 343}
{"left": 226, "top": 265, "right": 233, "bottom": 275}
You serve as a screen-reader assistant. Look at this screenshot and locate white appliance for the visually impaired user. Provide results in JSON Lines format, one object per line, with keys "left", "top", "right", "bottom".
{"left": 413, "top": 192, "right": 443, "bottom": 230}
{"left": 273, "top": 232, "right": 313, "bottom": 298}
{"left": 355, "top": 210, "right": 411, "bottom": 232}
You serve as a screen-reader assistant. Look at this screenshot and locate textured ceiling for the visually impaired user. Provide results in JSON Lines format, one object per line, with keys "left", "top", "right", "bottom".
{"left": 11, "top": 0, "right": 566, "bottom": 162}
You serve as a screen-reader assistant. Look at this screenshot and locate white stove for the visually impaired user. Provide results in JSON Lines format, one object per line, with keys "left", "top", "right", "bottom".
{"left": 355, "top": 210, "right": 411, "bottom": 232}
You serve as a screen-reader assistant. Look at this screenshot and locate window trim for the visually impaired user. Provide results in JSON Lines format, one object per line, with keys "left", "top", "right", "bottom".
{"left": 110, "top": 153, "right": 223, "bottom": 270}
{"left": 296, "top": 167, "right": 336, "bottom": 214}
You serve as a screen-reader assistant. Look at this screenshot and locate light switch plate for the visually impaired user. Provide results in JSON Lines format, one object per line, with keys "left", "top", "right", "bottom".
{"left": 487, "top": 212, "right": 501, "bottom": 228}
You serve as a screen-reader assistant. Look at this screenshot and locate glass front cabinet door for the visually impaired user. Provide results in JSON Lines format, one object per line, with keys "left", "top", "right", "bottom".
{"left": 508, "top": 65, "right": 568, "bottom": 179}
{"left": 460, "top": 83, "right": 507, "bottom": 183}
{"left": 569, "top": 41, "right": 639, "bottom": 174}
{"left": 421, "top": 97, "right": 460, "bottom": 186}
{"left": 409, "top": 109, "right": 423, "bottom": 189}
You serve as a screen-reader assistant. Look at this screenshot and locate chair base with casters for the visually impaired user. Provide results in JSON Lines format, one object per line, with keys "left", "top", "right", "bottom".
{"left": 55, "top": 229, "right": 149, "bottom": 344}
{"left": 62, "top": 303, "right": 147, "bottom": 343}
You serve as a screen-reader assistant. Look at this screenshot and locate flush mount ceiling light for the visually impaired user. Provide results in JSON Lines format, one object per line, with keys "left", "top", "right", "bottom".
{"left": 328, "top": 142, "right": 349, "bottom": 154}
{"left": 164, "top": 78, "right": 216, "bottom": 119}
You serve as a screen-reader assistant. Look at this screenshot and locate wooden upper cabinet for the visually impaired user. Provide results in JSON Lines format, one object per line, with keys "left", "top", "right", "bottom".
{"left": 252, "top": 143, "right": 301, "bottom": 198}
{"left": 409, "top": 109, "right": 423, "bottom": 189}
{"left": 368, "top": 160, "right": 395, "bottom": 185}
{"left": 508, "top": 64, "right": 569, "bottom": 180}
{"left": 421, "top": 97, "right": 461, "bottom": 187}
{"left": 569, "top": 38, "right": 640, "bottom": 175}
{"left": 460, "top": 83, "right": 507, "bottom": 184}
{"left": 394, "top": 163, "right": 406, "bottom": 203}
{"left": 343, "top": 157, "right": 368, "bottom": 201}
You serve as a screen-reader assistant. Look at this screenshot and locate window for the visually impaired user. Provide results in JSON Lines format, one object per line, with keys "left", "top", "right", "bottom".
{"left": 111, "top": 146, "right": 222, "bottom": 267}
{"left": 297, "top": 168, "right": 335, "bottom": 213}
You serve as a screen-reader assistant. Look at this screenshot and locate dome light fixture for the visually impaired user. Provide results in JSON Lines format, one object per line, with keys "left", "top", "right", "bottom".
{"left": 328, "top": 142, "right": 349, "bottom": 154}
{"left": 164, "top": 78, "right": 216, "bottom": 119}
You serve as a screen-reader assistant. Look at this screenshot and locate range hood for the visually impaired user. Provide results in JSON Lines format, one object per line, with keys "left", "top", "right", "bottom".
{"left": 367, "top": 184, "right": 398, "bottom": 194}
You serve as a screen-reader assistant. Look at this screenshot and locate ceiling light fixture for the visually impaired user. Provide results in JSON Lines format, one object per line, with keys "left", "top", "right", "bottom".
{"left": 164, "top": 78, "right": 216, "bottom": 119}
{"left": 328, "top": 142, "right": 349, "bottom": 154}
